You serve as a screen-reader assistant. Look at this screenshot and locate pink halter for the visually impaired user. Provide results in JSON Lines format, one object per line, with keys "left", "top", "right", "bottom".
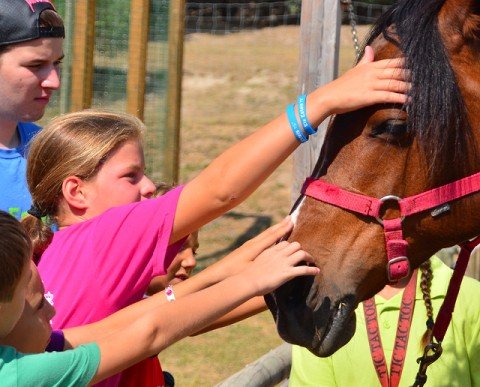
{"left": 302, "top": 170, "right": 480, "bottom": 282}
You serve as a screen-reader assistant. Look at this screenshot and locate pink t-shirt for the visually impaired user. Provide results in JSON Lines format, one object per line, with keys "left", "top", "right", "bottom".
{"left": 38, "top": 186, "right": 184, "bottom": 386}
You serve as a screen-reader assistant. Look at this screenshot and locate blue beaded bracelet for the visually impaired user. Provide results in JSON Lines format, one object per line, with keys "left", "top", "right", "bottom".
{"left": 297, "top": 94, "right": 317, "bottom": 135}
{"left": 286, "top": 103, "right": 308, "bottom": 143}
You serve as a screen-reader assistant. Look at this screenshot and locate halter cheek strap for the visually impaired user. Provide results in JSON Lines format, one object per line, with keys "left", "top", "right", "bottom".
{"left": 302, "top": 169, "right": 480, "bottom": 283}
{"left": 383, "top": 218, "right": 409, "bottom": 282}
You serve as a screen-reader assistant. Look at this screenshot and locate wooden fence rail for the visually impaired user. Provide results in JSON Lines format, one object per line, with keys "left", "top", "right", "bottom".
{"left": 216, "top": 343, "right": 292, "bottom": 387}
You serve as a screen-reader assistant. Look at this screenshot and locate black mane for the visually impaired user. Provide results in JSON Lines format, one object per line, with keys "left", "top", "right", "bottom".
{"left": 315, "top": 0, "right": 477, "bottom": 186}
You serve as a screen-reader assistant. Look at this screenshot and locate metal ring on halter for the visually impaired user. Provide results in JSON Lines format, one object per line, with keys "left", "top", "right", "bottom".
{"left": 375, "top": 195, "right": 405, "bottom": 225}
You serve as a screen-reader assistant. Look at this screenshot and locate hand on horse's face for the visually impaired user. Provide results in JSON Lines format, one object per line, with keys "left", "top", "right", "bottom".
{"left": 204, "top": 217, "right": 295, "bottom": 282}
{"left": 316, "top": 45, "right": 410, "bottom": 116}
{"left": 239, "top": 240, "right": 319, "bottom": 297}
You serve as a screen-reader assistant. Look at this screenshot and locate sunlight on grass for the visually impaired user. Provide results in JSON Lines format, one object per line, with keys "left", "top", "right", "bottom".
{"left": 161, "top": 311, "right": 283, "bottom": 385}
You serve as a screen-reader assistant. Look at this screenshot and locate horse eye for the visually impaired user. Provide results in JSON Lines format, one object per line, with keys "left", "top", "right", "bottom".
{"left": 371, "top": 120, "right": 407, "bottom": 138}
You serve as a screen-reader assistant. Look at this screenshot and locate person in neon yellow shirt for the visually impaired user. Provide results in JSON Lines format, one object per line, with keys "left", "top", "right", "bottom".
{"left": 289, "top": 256, "right": 480, "bottom": 387}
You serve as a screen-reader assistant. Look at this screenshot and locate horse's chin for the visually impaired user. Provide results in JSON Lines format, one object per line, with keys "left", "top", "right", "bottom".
{"left": 311, "top": 299, "right": 356, "bottom": 356}
{"left": 265, "top": 278, "right": 357, "bottom": 357}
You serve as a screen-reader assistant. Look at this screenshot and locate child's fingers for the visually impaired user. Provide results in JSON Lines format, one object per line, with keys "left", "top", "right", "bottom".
{"left": 247, "top": 218, "right": 293, "bottom": 250}
{"left": 290, "top": 265, "right": 321, "bottom": 278}
{"left": 374, "top": 79, "right": 411, "bottom": 94}
{"left": 358, "top": 45, "right": 374, "bottom": 65}
{"left": 273, "top": 240, "right": 302, "bottom": 255}
{"left": 260, "top": 216, "right": 293, "bottom": 241}
{"left": 373, "top": 91, "right": 408, "bottom": 105}
{"left": 377, "top": 68, "right": 411, "bottom": 81}
{"left": 301, "top": 252, "right": 316, "bottom": 265}
{"left": 372, "top": 57, "right": 405, "bottom": 69}
{"left": 272, "top": 242, "right": 316, "bottom": 267}
{"left": 286, "top": 249, "right": 314, "bottom": 266}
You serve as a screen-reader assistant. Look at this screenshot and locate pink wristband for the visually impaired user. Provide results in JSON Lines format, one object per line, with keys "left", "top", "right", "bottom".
{"left": 165, "top": 285, "right": 175, "bottom": 302}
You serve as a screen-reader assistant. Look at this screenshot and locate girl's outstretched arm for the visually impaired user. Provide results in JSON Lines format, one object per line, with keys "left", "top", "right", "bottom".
{"left": 64, "top": 218, "right": 294, "bottom": 346}
{"left": 193, "top": 296, "right": 267, "bottom": 335}
{"left": 171, "top": 47, "right": 409, "bottom": 242}
{"left": 63, "top": 240, "right": 319, "bottom": 384}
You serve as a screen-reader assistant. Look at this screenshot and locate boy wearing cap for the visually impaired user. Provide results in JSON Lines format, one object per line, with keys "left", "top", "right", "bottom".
{"left": 0, "top": 0, "right": 64, "bottom": 219}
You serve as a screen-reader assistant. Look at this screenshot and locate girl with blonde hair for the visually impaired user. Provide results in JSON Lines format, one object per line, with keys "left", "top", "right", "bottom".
{"left": 23, "top": 50, "right": 409, "bottom": 386}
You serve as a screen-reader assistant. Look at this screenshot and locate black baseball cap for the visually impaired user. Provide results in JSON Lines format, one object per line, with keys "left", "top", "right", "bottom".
{"left": 0, "top": 0, "right": 65, "bottom": 47}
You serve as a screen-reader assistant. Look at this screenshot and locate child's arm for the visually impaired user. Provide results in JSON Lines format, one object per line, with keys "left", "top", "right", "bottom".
{"left": 192, "top": 296, "right": 268, "bottom": 335}
{"left": 170, "top": 48, "right": 409, "bottom": 242}
{"left": 63, "top": 218, "right": 293, "bottom": 347}
{"left": 63, "top": 240, "right": 319, "bottom": 384}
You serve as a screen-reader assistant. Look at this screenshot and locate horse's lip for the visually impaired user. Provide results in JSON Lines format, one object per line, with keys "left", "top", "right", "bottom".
{"left": 311, "top": 297, "right": 357, "bottom": 356}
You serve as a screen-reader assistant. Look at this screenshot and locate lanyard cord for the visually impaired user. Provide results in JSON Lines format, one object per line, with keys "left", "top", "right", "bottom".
{"left": 363, "top": 271, "right": 418, "bottom": 387}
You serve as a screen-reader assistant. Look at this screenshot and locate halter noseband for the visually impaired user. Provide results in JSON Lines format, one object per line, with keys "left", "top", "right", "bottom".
{"left": 302, "top": 170, "right": 480, "bottom": 283}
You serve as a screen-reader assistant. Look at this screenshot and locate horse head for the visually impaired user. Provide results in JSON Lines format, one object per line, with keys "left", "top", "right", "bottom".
{"left": 266, "top": 0, "right": 480, "bottom": 357}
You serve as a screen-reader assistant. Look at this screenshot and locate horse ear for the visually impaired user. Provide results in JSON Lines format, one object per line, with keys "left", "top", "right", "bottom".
{"left": 463, "top": 3, "right": 480, "bottom": 41}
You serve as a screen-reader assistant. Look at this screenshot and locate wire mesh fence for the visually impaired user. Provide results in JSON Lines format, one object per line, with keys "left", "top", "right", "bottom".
{"left": 184, "top": 0, "right": 393, "bottom": 34}
{"left": 45, "top": 0, "right": 171, "bottom": 182}
{"left": 185, "top": 0, "right": 301, "bottom": 34}
{"left": 347, "top": 0, "right": 392, "bottom": 23}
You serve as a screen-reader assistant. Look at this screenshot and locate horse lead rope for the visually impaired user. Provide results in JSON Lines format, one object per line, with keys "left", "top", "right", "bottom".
{"left": 413, "top": 236, "right": 480, "bottom": 386}
{"left": 364, "top": 271, "right": 417, "bottom": 387}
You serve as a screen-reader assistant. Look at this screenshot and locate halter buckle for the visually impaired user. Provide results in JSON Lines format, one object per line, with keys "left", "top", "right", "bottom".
{"left": 375, "top": 195, "right": 405, "bottom": 225}
{"left": 387, "top": 256, "right": 410, "bottom": 282}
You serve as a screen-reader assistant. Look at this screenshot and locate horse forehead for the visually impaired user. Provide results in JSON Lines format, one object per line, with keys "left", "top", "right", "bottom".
{"left": 370, "top": 34, "right": 400, "bottom": 59}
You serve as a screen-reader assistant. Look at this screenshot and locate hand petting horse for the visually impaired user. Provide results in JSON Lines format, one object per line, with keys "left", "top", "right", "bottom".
{"left": 266, "top": 0, "right": 480, "bottom": 357}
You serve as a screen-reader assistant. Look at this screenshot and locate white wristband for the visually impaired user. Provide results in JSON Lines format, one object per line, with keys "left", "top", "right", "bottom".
{"left": 165, "top": 285, "right": 175, "bottom": 302}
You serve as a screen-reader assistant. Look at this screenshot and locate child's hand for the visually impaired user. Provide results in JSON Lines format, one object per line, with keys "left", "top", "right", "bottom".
{"left": 319, "top": 46, "right": 410, "bottom": 115}
{"left": 205, "top": 217, "right": 295, "bottom": 281}
{"left": 237, "top": 240, "right": 320, "bottom": 296}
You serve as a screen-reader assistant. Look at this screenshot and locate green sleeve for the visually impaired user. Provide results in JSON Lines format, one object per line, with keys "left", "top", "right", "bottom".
{"left": 15, "top": 343, "right": 100, "bottom": 386}
{"left": 462, "top": 277, "right": 480, "bottom": 385}
{"left": 289, "top": 345, "right": 338, "bottom": 387}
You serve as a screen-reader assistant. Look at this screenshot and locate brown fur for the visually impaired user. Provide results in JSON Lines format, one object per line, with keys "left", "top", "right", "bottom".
{"left": 266, "top": 0, "right": 480, "bottom": 356}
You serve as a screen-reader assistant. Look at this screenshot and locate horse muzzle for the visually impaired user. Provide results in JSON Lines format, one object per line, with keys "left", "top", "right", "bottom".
{"left": 265, "top": 275, "right": 357, "bottom": 357}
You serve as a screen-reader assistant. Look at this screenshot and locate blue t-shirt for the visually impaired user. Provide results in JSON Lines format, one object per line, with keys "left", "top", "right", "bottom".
{"left": 0, "top": 122, "right": 41, "bottom": 219}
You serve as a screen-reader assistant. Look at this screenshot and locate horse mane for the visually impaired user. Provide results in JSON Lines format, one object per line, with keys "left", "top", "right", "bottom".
{"left": 316, "top": 0, "right": 477, "bottom": 186}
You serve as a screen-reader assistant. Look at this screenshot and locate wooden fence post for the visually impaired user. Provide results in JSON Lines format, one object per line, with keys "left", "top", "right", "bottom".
{"left": 59, "top": 0, "right": 75, "bottom": 114}
{"left": 292, "top": 0, "right": 342, "bottom": 202}
{"left": 127, "top": 0, "right": 151, "bottom": 120}
{"left": 70, "top": 0, "right": 95, "bottom": 111}
{"left": 163, "top": 0, "right": 186, "bottom": 183}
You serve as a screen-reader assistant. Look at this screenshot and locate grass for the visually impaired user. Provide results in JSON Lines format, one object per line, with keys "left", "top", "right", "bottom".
{"left": 161, "top": 312, "right": 282, "bottom": 385}
{"left": 160, "top": 25, "right": 371, "bottom": 385}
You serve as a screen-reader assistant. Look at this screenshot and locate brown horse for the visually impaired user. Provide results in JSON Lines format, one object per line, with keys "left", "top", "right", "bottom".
{"left": 265, "top": 0, "right": 480, "bottom": 357}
